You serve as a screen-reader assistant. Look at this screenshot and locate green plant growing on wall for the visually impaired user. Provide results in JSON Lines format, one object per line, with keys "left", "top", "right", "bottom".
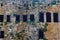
{"left": 43, "top": 23, "right": 48, "bottom": 32}
{"left": 15, "top": 21, "right": 19, "bottom": 24}
{"left": 27, "top": 20, "right": 35, "bottom": 25}
{"left": 15, "top": 30, "right": 26, "bottom": 40}
{"left": 43, "top": 23, "right": 48, "bottom": 40}
{"left": 15, "top": 32, "right": 20, "bottom": 40}
{"left": 0, "top": 22, "right": 7, "bottom": 26}
{"left": 10, "top": 33, "right": 15, "bottom": 39}
{"left": 4, "top": 22, "right": 7, "bottom": 25}
{"left": 0, "top": 22, "right": 3, "bottom": 26}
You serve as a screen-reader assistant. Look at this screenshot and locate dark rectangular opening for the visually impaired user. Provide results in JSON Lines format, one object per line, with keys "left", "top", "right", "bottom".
{"left": 53, "top": 13, "right": 59, "bottom": 22}
{"left": 38, "top": 29, "right": 44, "bottom": 39}
{"left": 24, "top": 3, "right": 28, "bottom": 7}
{"left": 24, "top": 3, "right": 29, "bottom": 10}
{"left": 30, "top": 14, "right": 35, "bottom": 22}
{"left": 1, "top": 3, "right": 3, "bottom": 6}
{"left": 0, "top": 31, "right": 4, "bottom": 38}
{"left": 39, "top": 12, "right": 44, "bottom": 22}
{"left": 0, "top": 15, "right": 4, "bottom": 22}
{"left": 16, "top": 15, "right": 20, "bottom": 23}
{"left": 23, "top": 15, "right": 27, "bottom": 22}
{"left": 7, "top": 15, "right": 10, "bottom": 22}
{"left": 46, "top": 12, "right": 51, "bottom": 22}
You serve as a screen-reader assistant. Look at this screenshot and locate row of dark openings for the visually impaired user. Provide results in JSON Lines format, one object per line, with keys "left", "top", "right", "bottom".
{"left": 0, "top": 14, "right": 35, "bottom": 22}
{"left": 0, "top": 12, "right": 59, "bottom": 22}
{"left": 39, "top": 12, "right": 59, "bottom": 22}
